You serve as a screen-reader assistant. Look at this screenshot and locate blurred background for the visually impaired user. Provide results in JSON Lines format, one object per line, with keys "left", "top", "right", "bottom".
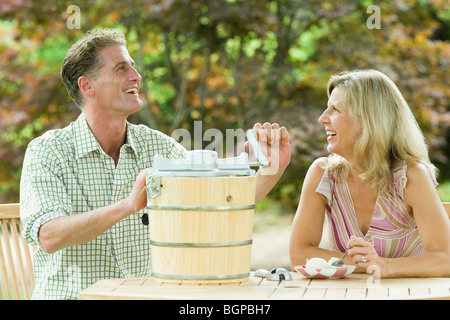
{"left": 1, "top": 0, "right": 449, "bottom": 247}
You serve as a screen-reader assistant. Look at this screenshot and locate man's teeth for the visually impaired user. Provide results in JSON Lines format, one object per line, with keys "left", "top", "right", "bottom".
{"left": 124, "top": 88, "right": 138, "bottom": 94}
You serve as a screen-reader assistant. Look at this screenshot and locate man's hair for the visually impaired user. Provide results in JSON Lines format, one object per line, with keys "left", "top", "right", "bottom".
{"left": 61, "top": 28, "right": 127, "bottom": 108}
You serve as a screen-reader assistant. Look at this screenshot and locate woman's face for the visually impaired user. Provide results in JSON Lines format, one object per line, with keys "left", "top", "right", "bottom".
{"left": 318, "top": 87, "right": 361, "bottom": 160}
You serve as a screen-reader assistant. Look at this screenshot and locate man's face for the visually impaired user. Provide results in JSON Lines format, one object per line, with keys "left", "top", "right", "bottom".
{"left": 88, "top": 45, "right": 143, "bottom": 116}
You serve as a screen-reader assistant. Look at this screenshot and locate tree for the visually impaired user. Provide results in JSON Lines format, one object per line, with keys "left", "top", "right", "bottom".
{"left": 1, "top": 0, "right": 448, "bottom": 210}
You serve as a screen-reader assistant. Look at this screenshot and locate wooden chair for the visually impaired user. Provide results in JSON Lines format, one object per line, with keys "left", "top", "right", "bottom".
{"left": 444, "top": 202, "right": 450, "bottom": 219}
{"left": 0, "top": 203, "right": 34, "bottom": 300}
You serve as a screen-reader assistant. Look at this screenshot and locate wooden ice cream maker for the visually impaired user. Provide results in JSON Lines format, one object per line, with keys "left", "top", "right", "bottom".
{"left": 145, "top": 130, "right": 268, "bottom": 284}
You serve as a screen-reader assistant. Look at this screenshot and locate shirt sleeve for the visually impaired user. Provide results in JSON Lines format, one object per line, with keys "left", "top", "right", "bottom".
{"left": 20, "top": 138, "right": 72, "bottom": 247}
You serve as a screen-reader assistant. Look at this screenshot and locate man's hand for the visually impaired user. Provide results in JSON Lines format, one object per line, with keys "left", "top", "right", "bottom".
{"left": 125, "top": 168, "right": 150, "bottom": 214}
{"left": 247, "top": 122, "right": 291, "bottom": 175}
{"left": 247, "top": 122, "right": 291, "bottom": 203}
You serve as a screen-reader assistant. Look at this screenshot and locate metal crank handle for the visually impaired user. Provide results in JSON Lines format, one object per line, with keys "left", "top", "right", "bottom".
{"left": 247, "top": 129, "right": 269, "bottom": 168}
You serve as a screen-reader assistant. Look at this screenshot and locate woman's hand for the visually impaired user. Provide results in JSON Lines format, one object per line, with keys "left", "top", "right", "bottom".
{"left": 347, "top": 236, "right": 388, "bottom": 276}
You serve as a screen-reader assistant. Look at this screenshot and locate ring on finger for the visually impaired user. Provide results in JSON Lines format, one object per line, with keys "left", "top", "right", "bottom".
{"left": 361, "top": 254, "right": 367, "bottom": 263}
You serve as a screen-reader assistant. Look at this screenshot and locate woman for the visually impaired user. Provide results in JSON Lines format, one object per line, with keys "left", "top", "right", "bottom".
{"left": 289, "top": 69, "right": 450, "bottom": 277}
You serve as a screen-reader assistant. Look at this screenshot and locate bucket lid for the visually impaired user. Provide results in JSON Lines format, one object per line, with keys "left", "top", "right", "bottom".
{"left": 151, "top": 150, "right": 255, "bottom": 177}
{"left": 150, "top": 130, "right": 268, "bottom": 177}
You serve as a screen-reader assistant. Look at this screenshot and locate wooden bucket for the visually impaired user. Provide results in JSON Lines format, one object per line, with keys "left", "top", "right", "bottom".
{"left": 148, "top": 175, "right": 256, "bottom": 284}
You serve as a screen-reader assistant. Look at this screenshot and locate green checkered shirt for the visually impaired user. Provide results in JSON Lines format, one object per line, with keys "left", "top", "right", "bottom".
{"left": 20, "top": 113, "right": 187, "bottom": 299}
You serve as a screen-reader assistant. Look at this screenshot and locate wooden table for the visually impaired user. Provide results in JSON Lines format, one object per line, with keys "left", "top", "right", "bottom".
{"left": 79, "top": 271, "right": 450, "bottom": 300}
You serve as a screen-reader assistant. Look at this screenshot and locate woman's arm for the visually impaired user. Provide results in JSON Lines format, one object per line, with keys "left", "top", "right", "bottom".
{"left": 347, "top": 161, "right": 450, "bottom": 277}
{"left": 289, "top": 158, "right": 344, "bottom": 269}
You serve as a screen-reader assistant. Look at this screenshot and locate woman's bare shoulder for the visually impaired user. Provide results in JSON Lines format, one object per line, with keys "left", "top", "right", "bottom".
{"left": 405, "top": 160, "right": 434, "bottom": 184}
{"left": 305, "top": 157, "right": 328, "bottom": 184}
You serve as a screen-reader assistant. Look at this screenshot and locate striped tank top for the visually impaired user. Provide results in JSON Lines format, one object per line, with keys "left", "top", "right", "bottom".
{"left": 316, "top": 162, "right": 437, "bottom": 258}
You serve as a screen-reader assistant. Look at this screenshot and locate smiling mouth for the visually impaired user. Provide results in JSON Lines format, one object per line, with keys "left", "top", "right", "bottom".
{"left": 123, "top": 88, "right": 138, "bottom": 94}
{"left": 326, "top": 130, "right": 337, "bottom": 137}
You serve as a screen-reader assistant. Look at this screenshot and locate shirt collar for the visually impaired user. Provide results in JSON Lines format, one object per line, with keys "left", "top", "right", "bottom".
{"left": 73, "top": 113, "right": 139, "bottom": 159}
{"left": 124, "top": 121, "right": 139, "bottom": 156}
{"left": 74, "top": 113, "right": 102, "bottom": 159}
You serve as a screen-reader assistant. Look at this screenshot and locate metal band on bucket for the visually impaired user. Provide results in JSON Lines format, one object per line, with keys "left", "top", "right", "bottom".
{"left": 150, "top": 239, "right": 252, "bottom": 247}
{"left": 151, "top": 272, "right": 250, "bottom": 280}
{"left": 148, "top": 204, "right": 255, "bottom": 211}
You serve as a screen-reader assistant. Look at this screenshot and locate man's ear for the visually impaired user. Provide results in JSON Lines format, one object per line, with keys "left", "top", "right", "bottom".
{"left": 78, "top": 76, "right": 95, "bottom": 97}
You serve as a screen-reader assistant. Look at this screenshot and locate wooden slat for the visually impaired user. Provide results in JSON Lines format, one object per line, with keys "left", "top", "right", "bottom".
{"left": 0, "top": 203, "right": 34, "bottom": 300}
{"left": 10, "top": 218, "right": 30, "bottom": 298}
{"left": 269, "top": 287, "right": 306, "bottom": 300}
{"left": 79, "top": 273, "right": 450, "bottom": 300}
{"left": 388, "top": 287, "right": 409, "bottom": 299}
{"left": 324, "top": 288, "right": 347, "bottom": 299}
{"left": 345, "top": 288, "right": 367, "bottom": 299}
{"left": 366, "top": 287, "right": 388, "bottom": 299}
{"left": 19, "top": 222, "right": 35, "bottom": 286}
{"left": 443, "top": 202, "right": 450, "bottom": 218}
{"left": 1, "top": 219, "right": 20, "bottom": 298}
{"left": 0, "top": 227, "right": 12, "bottom": 300}
{"left": 0, "top": 203, "right": 21, "bottom": 219}
{"left": 302, "top": 287, "right": 327, "bottom": 299}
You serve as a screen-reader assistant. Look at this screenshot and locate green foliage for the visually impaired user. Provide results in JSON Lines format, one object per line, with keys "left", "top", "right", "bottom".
{"left": 438, "top": 181, "right": 450, "bottom": 202}
{"left": 0, "top": 0, "right": 449, "bottom": 210}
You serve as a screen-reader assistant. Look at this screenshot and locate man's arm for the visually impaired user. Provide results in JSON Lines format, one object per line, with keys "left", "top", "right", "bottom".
{"left": 37, "top": 169, "right": 148, "bottom": 254}
{"left": 251, "top": 123, "right": 291, "bottom": 203}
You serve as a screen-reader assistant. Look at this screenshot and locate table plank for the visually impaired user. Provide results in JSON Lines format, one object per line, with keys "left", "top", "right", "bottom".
{"left": 281, "top": 272, "right": 311, "bottom": 288}
{"left": 85, "top": 284, "right": 276, "bottom": 300}
{"left": 410, "top": 287, "right": 431, "bottom": 299}
{"left": 307, "top": 273, "right": 370, "bottom": 289}
{"left": 141, "top": 278, "right": 164, "bottom": 286}
{"left": 301, "top": 288, "right": 327, "bottom": 299}
{"left": 270, "top": 287, "right": 306, "bottom": 300}
{"left": 240, "top": 275, "right": 263, "bottom": 287}
{"left": 381, "top": 277, "right": 450, "bottom": 288}
{"left": 366, "top": 287, "right": 389, "bottom": 299}
{"left": 428, "top": 287, "right": 450, "bottom": 300}
{"left": 79, "top": 272, "right": 450, "bottom": 300}
{"left": 345, "top": 288, "right": 367, "bottom": 300}
{"left": 324, "top": 288, "right": 347, "bottom": 300}
{"left": 80, "top": 278, "right": 124, "bottom": 295}
{"left": 122, "top": 278, "right": 147, "bottom": 286}
{"left": 388, "top": 287, "right": 409, "bottom": 299}
{"left": 258, "top": 278, "right": 281, "bottom": 287}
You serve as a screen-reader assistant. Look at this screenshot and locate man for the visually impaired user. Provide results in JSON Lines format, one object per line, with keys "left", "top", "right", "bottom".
{"left": 20, "top": 29, "right": 290, "bottom": 299}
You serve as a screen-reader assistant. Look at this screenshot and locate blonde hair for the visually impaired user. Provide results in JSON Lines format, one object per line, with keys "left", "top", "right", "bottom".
{"left": 323, "top": 69, "right": 436, "bottom": 192}
{"left": 61, "top": 28, "right": 127, "bottom": 108}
